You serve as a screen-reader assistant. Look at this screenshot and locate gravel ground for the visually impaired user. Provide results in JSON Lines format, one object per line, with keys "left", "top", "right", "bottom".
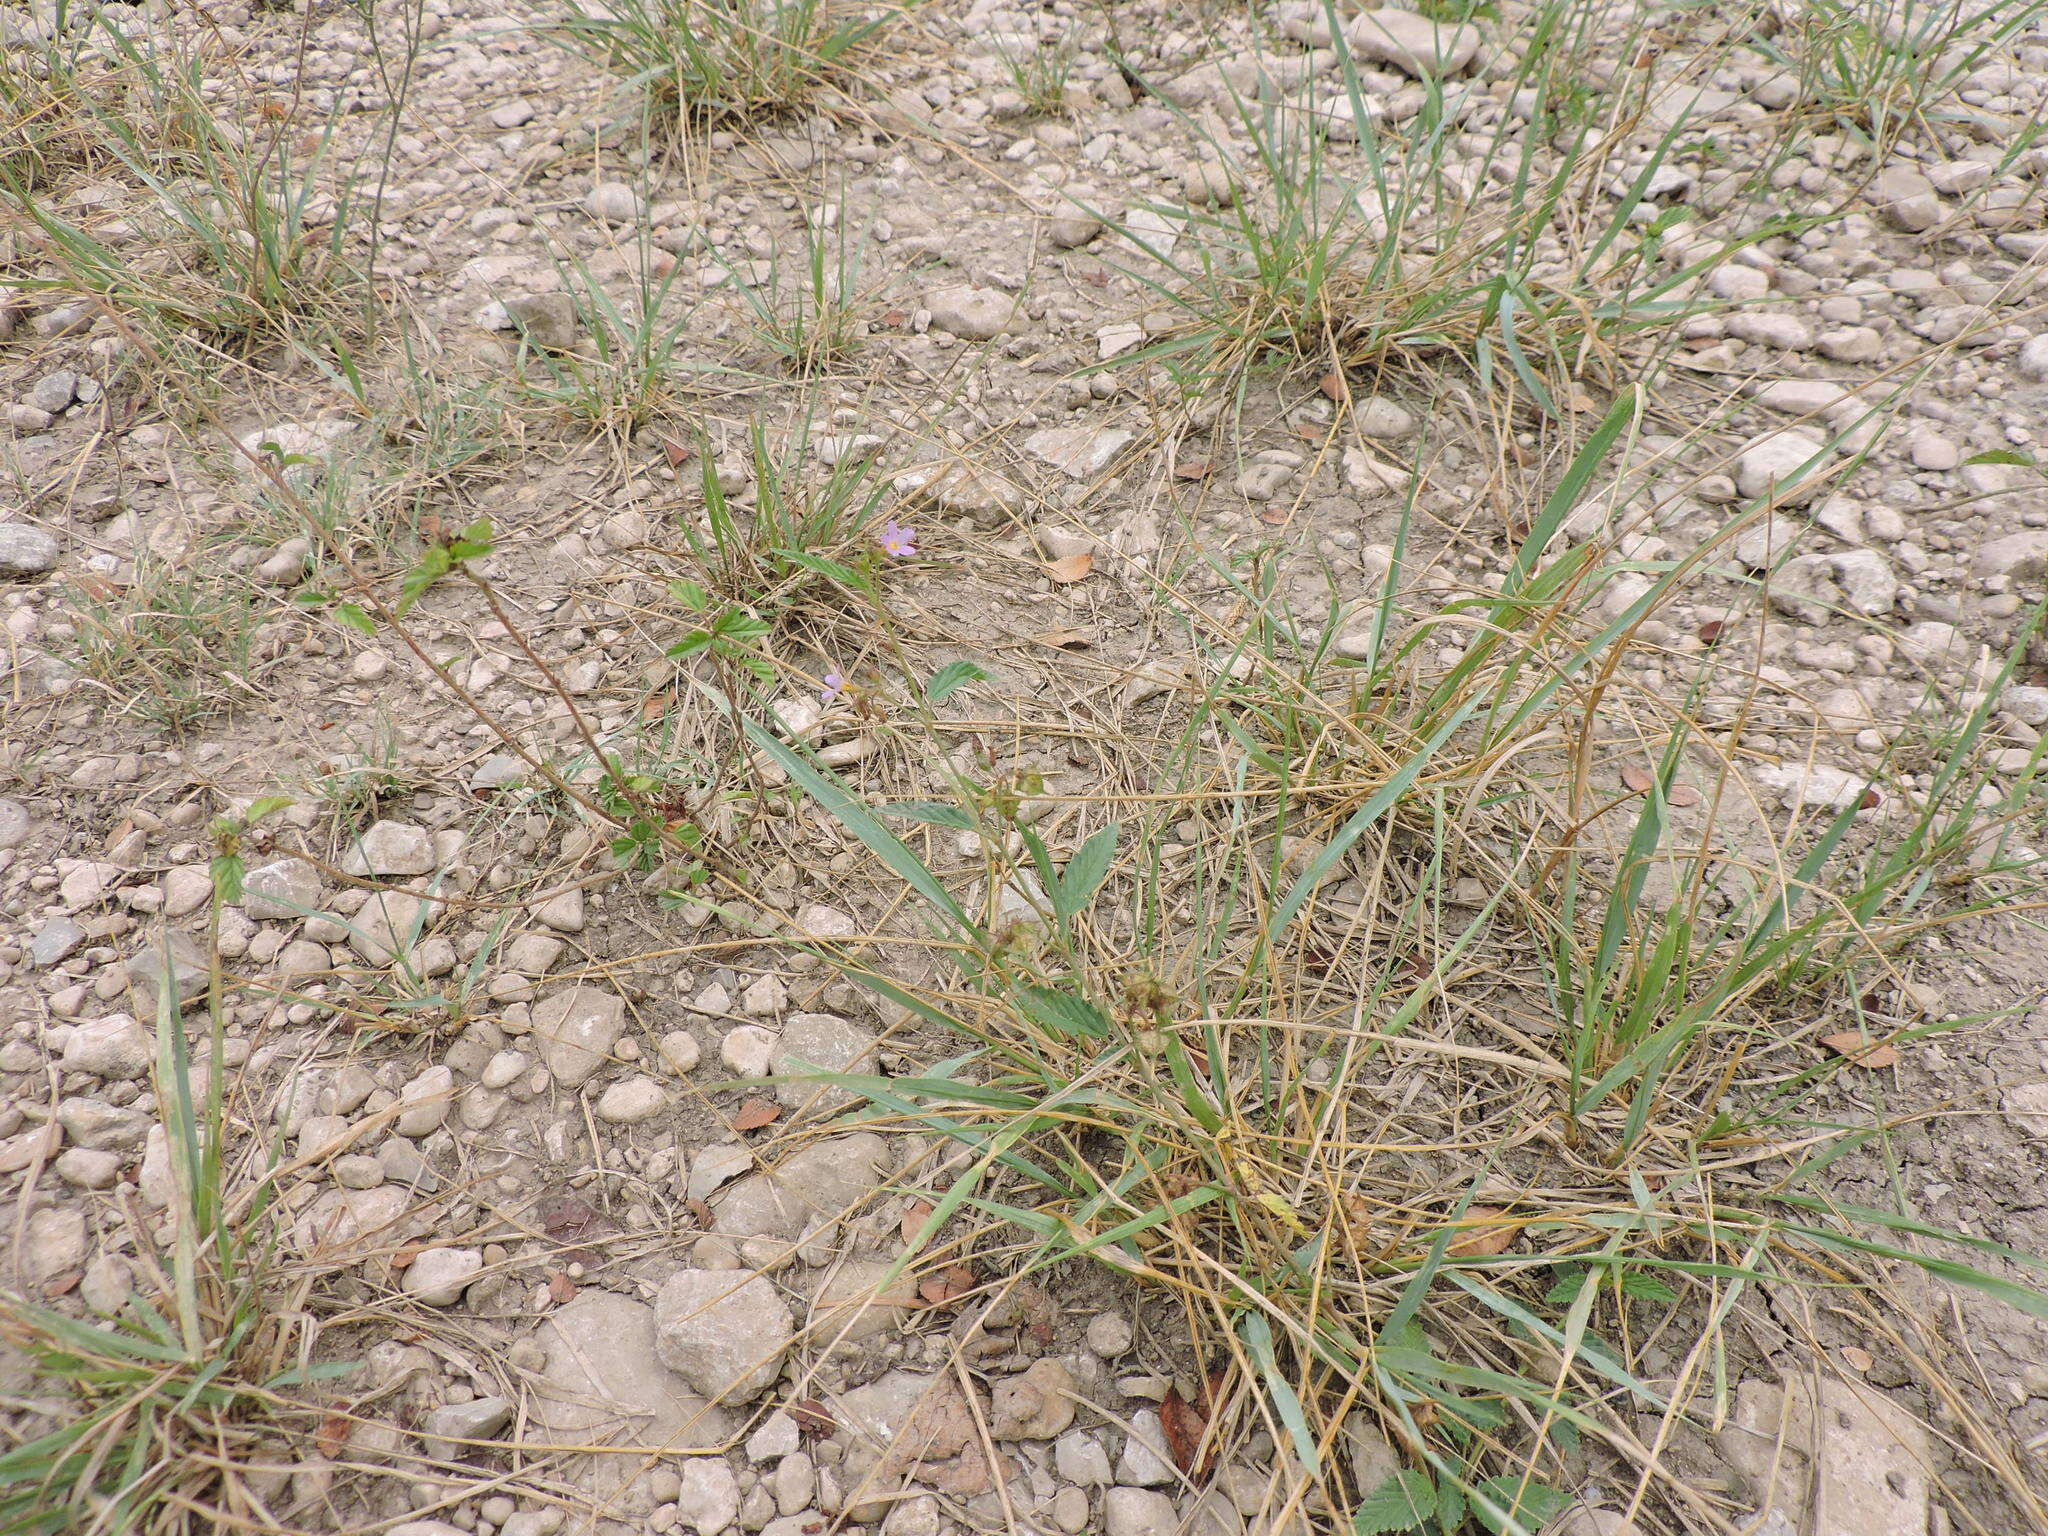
{"left": 4, "top": 0, "right": 2048, "bottom": 1532}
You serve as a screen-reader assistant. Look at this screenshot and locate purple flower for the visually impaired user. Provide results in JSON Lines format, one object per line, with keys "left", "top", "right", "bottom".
{"left": 880, "top": 519, "right": 917, "bottom": 559}
{"left": 820, "top": 670, "right": 847, "bottom": 705}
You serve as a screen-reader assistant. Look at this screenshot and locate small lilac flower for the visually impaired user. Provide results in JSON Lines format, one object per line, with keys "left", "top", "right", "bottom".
{"left": 880, "top": 519, "right": 917, "bottom": 559}
{"left": 820, "top": 670, "right": 847, "bottom": 705}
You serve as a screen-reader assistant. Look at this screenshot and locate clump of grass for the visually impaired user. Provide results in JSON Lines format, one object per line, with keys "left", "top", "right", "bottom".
{"left": 541, "top": 0, "right": 888, "bottom": 128}
{"left": 1747, "top": 0, "right": 2048, "bottom": 154}
{"left": 1100, "top": 4, "right": 1793, "bottom": 415}
{"left": 68, "top": 560, "right": 261, "bottom": 733}
{"left": 513, "top": 260, "right": 726, "bottom": 437}
{"left": 3, "top": 12, "right": 367, "bottom": 354}
{"left": 0, "top": 841, "right": 348, "bottom": 1534}
{"left": 722, "top": 206, "right": 870, "bottom": 374}
{"left": 993, "top": 35, "right": 1078, "bottom": 117}
{"left": 663, "top": 416, "right": 892, "bottom": 660}
{"left": 733, "top": 398, "right": 2048, "bottom": 1529}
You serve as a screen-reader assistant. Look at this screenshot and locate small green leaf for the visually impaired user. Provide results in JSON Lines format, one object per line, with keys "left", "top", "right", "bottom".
{"left": 779, "top": 548, "right": 874, "bottom": 591}
{"left": 334, "top": 602, "right": 375, "bottom": 636}
{"left": 880, "top": 801, "right": 979, "bottom": 830}
{"left": 670, "top": 578, "right": 711, "bottom": 611}
{"left": 1014, "top": 984, "right": 1110, "bottom": 1040}
{"left": 1057, "top": 823, "right": 1120, "bottom": 918}
{"left": 1470, "top": 1476, "right": 1567, "bottom": 1535}
{"left": 1352, "top": 1470, "right": 1436, "bottom": 1535}
{"left": 1963, "top": 448, "right": 2036, "bottom": 469}
{"left": 927, "top": 659, "right": 991, "bottom": 704}
{"left": 209, "top": 853, "right": 244, "bottom": 903}
{"left": 667, "top": 630, "right": 714, "bottom": 659}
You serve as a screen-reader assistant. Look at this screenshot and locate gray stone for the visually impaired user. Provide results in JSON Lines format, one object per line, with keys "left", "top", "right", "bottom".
{"left": 924, "top": 285, "right": 1010, "bottom": 341}
{"left": 29, "top": 916, "right": 85, "bottom": 968}
{"left": 711, "top": 1133, "right": 888, "bottom": 1243}
{"left": 531, "top": 1290, "right": 728, "bottom": 1449}
{"left": 587, "top": 182, "right": 647, "bottom": 223}
{"left": 1717, "top": 1375, "right": 1928, "bottom": 1536}
{"left": 1055, "top": 1430, "right": 1114, "bottom": 1485}
{"left": 1344, "top": 1414, "right": 1400, "bottom": 1499}
{"left": 1973, "top": 530, "right": 2048, "bottom": 582}
{"left": 421, "top": 1395, "right": 512, "bottom": 1457}
{"left": 1345, "top": 7, "right": 1482, "bottom": 75}
{"left": 2004, "top": 1082, "right": 2048, "bottom": 1136}
{"left": 772, "top": 1012, "right": 878, "bottom": 1110}
{"left": 2017, "top": 333, "right": 2048, "bottom": 382}
{"left": 1873, "top": 165, "right": 1942, "bottom": 232}
{"left": 1115, "top": 1409, "right": 1176, "bottom": 1485}
{"left": 652, "top": 1269, "right": 794, "bottom": 1405}
{"left": 1085, "top": 1312, "right": 1134, "bottom": 1358}
{"left": 746, "top": 1410, "right": 802, "bottom": 1462}
{"left": 1735, "top": 431, "right": 1833, "bottom": 504}
{"left": 596, "top": 1075, "right": 669, "bottom": 1123}
{"left": 56, "top": 1148, "right": 122, "bottom": 1188}
{"left": 1103, "top": 1486, "right": 1179, "bottom": 1536}
{"left": 1048, "top": 214, "right": 1101, "bottom": 249}
{"left": 25, "top": 371, "right": 76, "bottom": 413}
{"left": 674, "top": 1457, "right": 741, "bottom": 1534}
{"left": 295, "top": 1184, "right": 413, "bottom": 1255}
{"left": 22, "top": 1207, "right": 87, "bottom": 1284}
{"left": 395, "top": 1065, "right": 454, "bottom": 1136}
{"left": 0, "top": 525, "right": 60, "bottom": 576}
{"left": 79, "top": 1250, "right": 130, "bottom": 1313}
{"left": 241, "top": 857, "right": 319, "bottom": 921}
{"left": 0, "top": 797, "right": 30, "bottom": 849}
{"left": 402, "top": 1246, "right": 482, "bottom": 1305}
{"left": 348, "top": 820, "right": 436, "bottom": 876}
{"left": 1024, "top": 425, "right": 1134, "bottom": 479}
{"left": 989, "top": 1358, "right": 1077, "bottom": 1439}
{"left": 348, "top": 888, "right": 431, "bottom": 966}
{"left": 1353, "top": 398, "right": 1417, "bottom": 439}
{"left": 503, "top": 292, "right": 578, "bottom": 350}
{"left": 529, "top": 984, "right": 628, "bottom": 1087}
{"left": 160, "top": 865, "right": 213, "bottom": 917}
{"left": 128, "top": 931, "right": 209, "bottom": 1011}
{"left": 809, "top": 1259, "right": 919, "bottom": 1343}
{"left": 59, "top": 1097, "right": 150, "bottom": 1151}
{"left": 235, "top": 420, "right": 353, "bottom": 482}
{"left": 60, "top": 1014, "right": 152, "bottom": 1079}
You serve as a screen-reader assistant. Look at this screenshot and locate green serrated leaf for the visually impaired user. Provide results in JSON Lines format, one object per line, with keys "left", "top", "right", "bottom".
{"left": 1963, "top": 448, "right": 2036, "bottom": 469}
{"left": 1352, "top": 1470, "right": 1436, "bottom": 1535}
{"left": 1014, "top": 984, "right": 1110, "bottom": 1040}
{"left": 927, "top": 658, "right": 991, "bottom": 704}
{"left": 1056, "top": 822, "right": 1120, "bottom": 920}
{"left": 880, "top": 801, "right": 979, "bottom": 830}
{"left": 670, "top": 578, "right": 712, "bottom": 611}
{"left": 334, "top": 602, "right": 375, "bottom": 636}
{"left": 1470, "top": 1476, "right": 1567, "bottom": 1536}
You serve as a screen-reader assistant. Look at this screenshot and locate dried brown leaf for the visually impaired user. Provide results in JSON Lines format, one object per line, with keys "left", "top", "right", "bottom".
{"left": 1046, "top": 553, "right": 1094, "bottom": 584}
{"left": 902, "top": 1198, "right": 936, "bottom": 1247}
{"left": 1820, "top": 1030, "right": 1900, "bottom": 1069}
{"left": 1620, "top": 764, "right": 1655, "bottom": 794}
{"left": 547, "top": 1270, "right": 579, "bottom": 1305}
{"left": 732, "top": 1097, "right": 782, "bottom": 1132}
{"left": 1446, "top": 1206, "right": 1517, "bottom": 1258}
{"left": 918, "top": 1263, "right": 976, "bottom": 1306}
{"left": 538, "top": 1195, "right": 604, "bottom": 1242}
